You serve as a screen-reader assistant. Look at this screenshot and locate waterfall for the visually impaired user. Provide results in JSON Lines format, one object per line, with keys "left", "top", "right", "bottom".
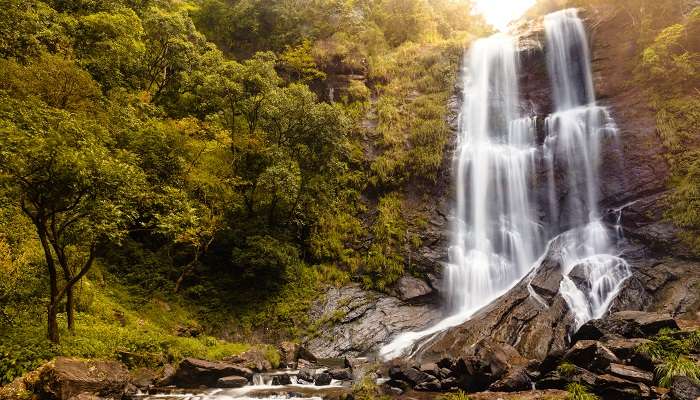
{"left": 379, "top": 9, "right": 630, "bottom": 360}
{"left": 542, "top": 8, "right": 630, "bottom": 328}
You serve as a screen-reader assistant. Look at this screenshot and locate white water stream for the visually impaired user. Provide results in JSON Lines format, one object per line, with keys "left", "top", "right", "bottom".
{"left": 380, "top": 9, "right": 630, "bottom": 360}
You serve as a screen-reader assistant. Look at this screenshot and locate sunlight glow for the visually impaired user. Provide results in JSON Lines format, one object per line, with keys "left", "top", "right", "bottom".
{"left": 474, "top": 0, "right": 537, "bottom": 31}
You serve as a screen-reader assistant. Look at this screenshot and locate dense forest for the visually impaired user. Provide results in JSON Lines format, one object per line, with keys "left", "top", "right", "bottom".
{"left": 0, "top": 0, "right": 698, "bottom": 399}
{"left": 0, "top": 0, "right": 490, "bottom": 383}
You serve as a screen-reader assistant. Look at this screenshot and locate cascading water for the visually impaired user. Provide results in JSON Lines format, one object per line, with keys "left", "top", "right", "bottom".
{"left": 380, "top": 33, "right": 545, "bottom": 359}
{"left": 380, "top": 9, "right": 629, "bottom": 359}
{"left": 542, "top": 8, "right": 630, "bottom": 328}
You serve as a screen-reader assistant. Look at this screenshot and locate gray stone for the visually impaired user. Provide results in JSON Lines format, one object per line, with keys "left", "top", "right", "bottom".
{"left": 670, "top": 376, "right": 700, "bottom": 400}
{"left": 608, "top": 363, "right": 653, "bottom": 385}
{"left": 563, "top": 340, "right": 620, "bottom": 373}
{"left": 314, "top": 373, "right": 332, "bottom": 386}
{"left": 394, "top": 276, "right": 433, "bottom": 301}
{"left": 217, "top": 376, "right": 248, "bottom": 388}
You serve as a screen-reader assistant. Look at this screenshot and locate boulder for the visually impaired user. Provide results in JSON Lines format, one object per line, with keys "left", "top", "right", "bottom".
{"left": 155, "top": 364, "right": 176, "bottom": 387}
{"left": 297, "top": 369, "right": 314, "bottom": 384}
{"left": 670, "top": 376, "right": 700, "bottom": 400}
{"left": 602, "top": 338, "right": 652, "bottom": 361}
{"left": 388, "top": 366, "right": 432, "bottom": 386}
{"left": 328, "top": 369, "right": 352, "bottom": 381}
{"left": 562, "top": 340, "right": 620, "bottom": 372}
{"left": 314, "top": 372, "right": 332, "bottom": 386}
{"left": 172, "top": 358, "right": 252, "bottom": 388}
{"left": 130, "top": 368, "right": 158, "bottom": 389}
{"left": 278, "top": 342, "right": 299, "bottom": 367}
{"left": 607, "top": 363, "right": 653, "bottom": 385}
{"left": 297, "top": 347, "right": 318, "bottom": 363}
{"left": 594, "top": 373, "right": 651, "bottom": 400}
{"left": 224, "top": 348, "right": 272, "bottom": 372}
{"left": 488, "top": 367, "right": 532, "bottom": 392}
{"left": 216, "top": 376, "right": 249, "bottom": 388}
{"left": 573, "top": 312, "right": 679, "bottom": 342}
{"left": 37, "top": 357, "right": 130, "bottom": 400}
{"left": 394, "top": 276, "right": 433, "bottom": 301}
{"left": 271, "top": 374, "right": 292, "bottom": 386}
{"left": 418, "top": 362, "right": 440, "bottom": 377}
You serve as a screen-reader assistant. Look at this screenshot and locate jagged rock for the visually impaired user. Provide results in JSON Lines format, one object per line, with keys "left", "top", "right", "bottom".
{"left": 278, "top": 342, "right": 299, "bottom": 367}
{"left": 563, "top": 340, "right": 620, "bottom": 372}
{"left": 488, "top": 367, "right": 532, "bottom": 392}
{"left": 602, "top": 338, "right": 652, "bottom": 361}
{"left": 418, "top": 362, "right": 440, "bottom": 377}
{"left": 328, "top": 369, "right": 352, "bottom": 381}
{"left": 394, "top": 276, "right": 433, "bottom": 301}
{"left": 670, "top": 376, "right": 700, "bottom": 400}
{"left": 224, "top": 348, "right": 272, "bottom": 372}
{"left": 271, "top": 374, "right": 292, "bottom": 385}
{"left": 304, "top": 284, "right": 440, "bottom": 358}
{"left": 314, "top": 373, "right": 332, "bottom": 386}
{"left": 594, "top": 373, "right": 651, "bottom": 400}
{"left": 536, "top": 366, "right": 597, "bottom": 390}
{"left": 388, "top": 366, "right": 431, "bottom": 386}
{"left": 568, "top": 264, "right": 591, "bottom": 293}
{"left": 172, "top": 358, "right": 252, "bottom": 388}
{"left": 573, "top": 312, "right": 679, "bottom": 342}
{"left": 414, "top": 379, "right": 441, "bottom": 391}
{"left": 529, "top": 257, "right": 564, "bottom": 304}
{"left": 217, "top": 376, "right": 249, "bottom": 388}
{"left": 607, "top": 363, "right": 653, "bottom": 385}
{"left": 37, "top": 357, "right": 130, "bottom": 400}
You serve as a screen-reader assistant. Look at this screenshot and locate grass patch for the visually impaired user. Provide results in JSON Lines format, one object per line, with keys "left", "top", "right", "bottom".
{"left": 566, "top": 382, "right": 599, "bottom": 400}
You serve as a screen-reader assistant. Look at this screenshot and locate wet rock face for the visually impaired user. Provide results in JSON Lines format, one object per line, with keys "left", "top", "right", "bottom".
{"left": 303, "top": 284, "right": 441, "bottom": 358}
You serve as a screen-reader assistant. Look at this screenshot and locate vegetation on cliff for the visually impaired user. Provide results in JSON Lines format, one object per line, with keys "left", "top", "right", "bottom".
{"left": 0, "top": 0, "right": 487, "bottom": 385}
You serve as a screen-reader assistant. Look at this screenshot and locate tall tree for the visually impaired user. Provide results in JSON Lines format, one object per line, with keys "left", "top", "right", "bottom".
{"left": 0, "top": 96, "right": 145, "bottom": 342}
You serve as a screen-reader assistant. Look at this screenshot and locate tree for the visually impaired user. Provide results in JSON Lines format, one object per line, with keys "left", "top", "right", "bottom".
{"left": 279, "top": 39, "right": 326, "bottom": 82}
{"left": 0, "top": 53, "right": 101, "bottom": 112}
{"left": 0, "top": 96, "right": 145, "bottom": 342}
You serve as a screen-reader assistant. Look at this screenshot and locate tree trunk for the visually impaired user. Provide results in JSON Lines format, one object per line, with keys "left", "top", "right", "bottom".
{"left": 48, "top": 301, "right": 59, "bottom": 343}
{"left": 66, "top": 287, "right": 75, "bottom": 331}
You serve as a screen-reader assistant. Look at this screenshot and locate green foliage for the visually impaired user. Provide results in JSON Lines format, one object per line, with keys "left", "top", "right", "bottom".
{"left": 566, "top": 382, "right": 599, "bottom": 400}
{"left": 0, "top": 0, "right": 488, "bottom": 381}
{"left": 655, "top": 356, "right": 700, "bottom": 387}
{"left": 437, "top": 390, "right": 472, "bottom": 400}
{"left": 632, "top": 5, "right": 700, "bottom": 252}
{"left": 558, "top": 362, "right": 577, "bottom": 377}
{"left": 353, "top": 375, "right": 391, "bottom": 400}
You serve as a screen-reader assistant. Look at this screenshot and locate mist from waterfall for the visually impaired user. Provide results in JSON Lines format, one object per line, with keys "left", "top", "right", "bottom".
{"left": 379, "top": 9, "right": 629, "bottom": 360}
